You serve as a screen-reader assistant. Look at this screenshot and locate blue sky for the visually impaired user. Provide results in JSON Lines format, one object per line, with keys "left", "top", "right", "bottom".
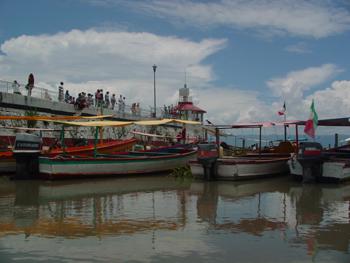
{"left": 1, "top": 0, "right": 350, "bottom": 124}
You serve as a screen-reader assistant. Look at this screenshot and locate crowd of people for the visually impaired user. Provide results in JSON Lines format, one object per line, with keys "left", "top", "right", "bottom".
{"left": 162, "top": 104, "right": 177, "bottom": 118}
{"left": 10, "top": 76, "right": 142, "bottom": 115}
{"left": 58, "top": 84, "right": 141, "bottom": 114}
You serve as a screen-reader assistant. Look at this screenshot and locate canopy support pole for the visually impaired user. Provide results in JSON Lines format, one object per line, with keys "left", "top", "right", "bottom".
{"left": 295, "top": 124, "right": 299, "bottom": 154}
{"left": 259, "top": 126, "right": 262, "bottom": 156}
{"left": 215, "top": 127, "right": 220, "bottom": 155}
{"left": 284, "top": 124, "right": 287, "bottom": 141}
{"left": 94, "top": 126, "right": 99, "bottom": 157}
{"left": 60, "top": 125, "right": 66, "bottom": 154}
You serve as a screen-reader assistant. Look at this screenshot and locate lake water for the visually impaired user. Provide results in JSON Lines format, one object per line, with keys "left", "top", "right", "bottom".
{"left": 0, "top": 175, "right": 349, "bottom": 262}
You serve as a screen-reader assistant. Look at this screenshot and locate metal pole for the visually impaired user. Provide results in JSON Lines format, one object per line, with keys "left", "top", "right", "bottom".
{"left": 94, "top": 127, "right": 99, "bottom": 157}
{"left": 259, "top": 126, "right": 262, "bottom": 155}
{"left": 153, "top": 64, "right": 157, "bottom": 118}
{"left": 215, "top": 127, "right": 220, "bottom": 156}
{"left": 284, "top": 125, "right": 287, "bottom": 141}
{"left": 334, "top": 133, "right": 339, "bottom": 148}
{"left": 295, "top": 125, "right": 299, "bottom": 154}
{"left": 60, "top": 125, "right": 66, "bottom": 154}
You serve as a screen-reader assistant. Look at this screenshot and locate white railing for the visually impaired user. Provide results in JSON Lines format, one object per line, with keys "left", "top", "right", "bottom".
{"left": 0, "top": 80, "right": 57, "bottom": 101}
{"left": 0, "top": 79, "right": 158, "bottom": 119}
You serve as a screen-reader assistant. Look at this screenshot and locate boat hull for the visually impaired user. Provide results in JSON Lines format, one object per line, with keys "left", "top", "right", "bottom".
{"left": 0, "top": 139, "right": 136, "bottom": 174}
{"left": 39, "top": 150, "right": 197, "bottom": 180}
{"left": 190, "top": 156, "right": 290, "bottom": 181}
{"left": 288, "top": 154, "right": 350, "bottom": 182}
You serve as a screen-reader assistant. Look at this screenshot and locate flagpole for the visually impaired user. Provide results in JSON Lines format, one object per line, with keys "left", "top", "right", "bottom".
{"left": 284, "top": 101, "right": 287, "bottom": 141}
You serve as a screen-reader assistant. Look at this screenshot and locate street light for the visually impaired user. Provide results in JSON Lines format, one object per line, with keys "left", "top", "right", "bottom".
{"left": 152, "top": 64, "right": 157, "bottom": 118}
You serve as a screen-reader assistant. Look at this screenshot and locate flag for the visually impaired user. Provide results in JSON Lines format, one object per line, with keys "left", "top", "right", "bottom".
{"left": 304, "top": 100, "right": 318, "bottom": 138}
{"left": 278, "top": 102, "right": 286, "bottom": 116}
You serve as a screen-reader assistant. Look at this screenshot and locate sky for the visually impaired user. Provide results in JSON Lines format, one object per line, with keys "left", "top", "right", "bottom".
{"left": 1, "top": 0, "right": 350, "bottom": 127}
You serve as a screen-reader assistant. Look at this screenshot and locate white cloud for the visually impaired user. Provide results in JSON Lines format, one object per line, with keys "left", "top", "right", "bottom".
{"left": 309, "top": 80, "right": 350, "bottom": 118}
{"left": 267, "top": 64, "right": 342, "bottom": 101}
{"left": 0, "top": 29, "right": 226, "bottom": 107}
{"left": 267, "top": 65, "right": 350, "bottom": 123}
{"left": 112, "top": 0, "right": 350, "bottom": 38}
{"left": 191, "top": 86, "right": 275, "bottom": 124}
{"left": 285, "top": 42, "right": 311, "bottom": 54}
{"left": 1, "top": 28, "right": 349, "bottom": 128}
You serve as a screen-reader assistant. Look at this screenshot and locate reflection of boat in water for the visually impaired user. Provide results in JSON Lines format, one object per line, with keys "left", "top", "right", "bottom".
{"left": 0, "top": 151, "right": 15, "bottom": 173}
{"left": 190, "top": 176, "right": 292, "bottom": 199}
{"left": 0, "top": 176, "right": 190, "bottom": 238}
{"left": 190, "top": 179, "right": 350, "bottom": 254}
{"left": 37, "top": 176, "right": 190, "bottom": 202}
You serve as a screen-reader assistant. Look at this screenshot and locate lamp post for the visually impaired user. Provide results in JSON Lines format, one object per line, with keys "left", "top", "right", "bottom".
{"left": 152, "top": 64, "right": 157, "bottom": 118}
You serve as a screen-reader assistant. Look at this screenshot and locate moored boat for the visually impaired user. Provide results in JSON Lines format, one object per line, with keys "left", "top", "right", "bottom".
{"left": 191, "top": 155, "right": 290, "bottom": 181}
{"left": 0, "top": 138, "right": 137, "bottom": 174}
{"left": 190, "top": 122, "right": 293, "bottom": 181}
{"left": 39, "top": 147, "right": 197, "bottom": 180}
{"left": 287, "top": 117, "right": 350, "bottom": 183}
{"left": 288, "top": 142, "right": 350, "bottom": 183}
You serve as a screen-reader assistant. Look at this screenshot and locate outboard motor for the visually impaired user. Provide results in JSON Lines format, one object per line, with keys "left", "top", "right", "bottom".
{"left": 297, "top": 142, "right": 324, "bottom": 183}
{"left": 197, "top": 143, "right": 219, "bottom": 180}
{"left": 12, "top": 133, "right": 42, "bottom": 180}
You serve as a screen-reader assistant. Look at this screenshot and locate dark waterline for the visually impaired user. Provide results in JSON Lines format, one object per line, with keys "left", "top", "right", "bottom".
{"left": 0, "top": 175, "right": 349, "bottom": 262}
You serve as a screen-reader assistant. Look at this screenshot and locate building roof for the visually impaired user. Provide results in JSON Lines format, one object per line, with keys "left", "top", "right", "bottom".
{"left": 176, "top": 102, "right": 206, "bottom": 113}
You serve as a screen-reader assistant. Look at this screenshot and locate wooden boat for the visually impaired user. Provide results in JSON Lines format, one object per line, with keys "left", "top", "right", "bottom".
{"left": 39, "top": 147, "right": 197, "bottom": 180}
{"left": 190, "top": 122, "right": 293, "bottom": 181}
{"left": 286, "top": 117, "right": 350, "bottom": 183}
{"left": 190, "top": 154, "right": 290, "bottom": 181}
{"left": 0, "top": 138, "right": 136, "bottom": 173}
{"left": 288, "top": 143, "right": 350, "bottom": 183}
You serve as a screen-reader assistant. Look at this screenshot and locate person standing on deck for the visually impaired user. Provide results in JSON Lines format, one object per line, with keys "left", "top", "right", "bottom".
{"left": 111, "top": 94, "right": 116, "bottom": 110}
{"left": 122, "top": 96, "right": 126, "bottom": 114}
{"left": 12, "top": 80, "right": 21, "bottom": 94}
{"left": 26, "top": 73, "right": 34, "bottom": 96}
{"left": 105, "top": 91, "right": 110, "bottom": 108}
{"left": 64, "top": 90, "right": 70, "bottom": 103}
{"left": 58, "top": 82, "right": 64, "bottom": 102}
{"left": 118, "top": 95, "right": 123, "bottom": 112}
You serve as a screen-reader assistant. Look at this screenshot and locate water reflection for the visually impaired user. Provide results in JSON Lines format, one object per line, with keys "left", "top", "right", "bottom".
{"left": 0, "top": 175, "right": 349, "bottom": 262}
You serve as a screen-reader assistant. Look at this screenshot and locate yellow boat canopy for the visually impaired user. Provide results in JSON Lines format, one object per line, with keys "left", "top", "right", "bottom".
{"left": 52, "top": 118, "right": 201, "bottom": 127}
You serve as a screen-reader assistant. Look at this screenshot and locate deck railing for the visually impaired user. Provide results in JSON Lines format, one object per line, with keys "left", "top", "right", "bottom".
{"left": 0, "top": 79, "right": 159, "bottom": 119}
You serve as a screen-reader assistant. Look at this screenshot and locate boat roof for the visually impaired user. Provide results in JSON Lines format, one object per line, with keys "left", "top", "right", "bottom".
{"left": 211, "top": 121, "right": 284, "bottom": 129}
{"left": 317, "top": 117, "right": 350, "bottom": 126}
{"left": 208, "top": 117, "right": 350, "bottom": 129}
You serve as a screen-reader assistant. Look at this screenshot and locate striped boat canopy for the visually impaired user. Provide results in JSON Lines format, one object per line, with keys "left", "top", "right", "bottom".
{"left": 50, "top": 118, "right": 201, "bottom": 127}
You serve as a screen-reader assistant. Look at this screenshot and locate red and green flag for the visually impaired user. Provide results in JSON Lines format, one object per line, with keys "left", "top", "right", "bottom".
{"left": 304, "top": 100, "right": 318, "bottom": 138}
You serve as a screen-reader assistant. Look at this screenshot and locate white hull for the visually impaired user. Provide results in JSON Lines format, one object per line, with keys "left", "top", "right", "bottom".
{"left": 190, "top": 156, "right": 289, "bottom": 180}
{"left": 288, "top": 154, "right": 350, "bottom": 182}
{"left": 39, "top": 152, "right": 196, "bottom": 179}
